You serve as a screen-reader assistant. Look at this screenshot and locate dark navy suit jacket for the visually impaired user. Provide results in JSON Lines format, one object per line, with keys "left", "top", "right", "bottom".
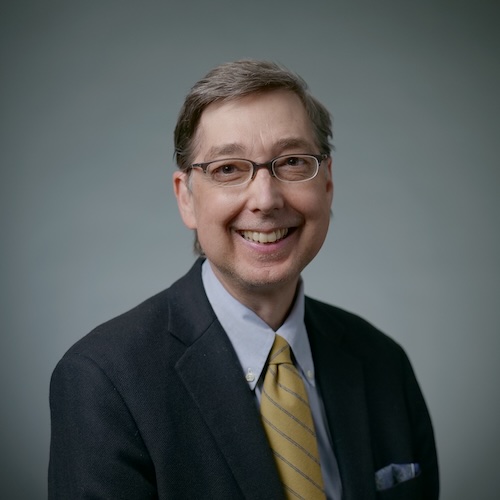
{"left": 49, "top": 259, "right": 438, "bottom": 499}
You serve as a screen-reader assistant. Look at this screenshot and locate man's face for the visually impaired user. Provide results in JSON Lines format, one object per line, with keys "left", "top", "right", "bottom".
{"left": 174, "top": 90, "right": 333, "bottom": 300}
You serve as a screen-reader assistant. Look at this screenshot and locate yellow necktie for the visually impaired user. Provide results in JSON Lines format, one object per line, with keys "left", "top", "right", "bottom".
{"left": 260, "top": 335, "right": 326, "bottom": 499}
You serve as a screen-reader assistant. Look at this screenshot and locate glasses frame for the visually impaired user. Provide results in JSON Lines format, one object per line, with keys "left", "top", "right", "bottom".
{"left": 190, "top": 153, "right": 329, "bottom": 186}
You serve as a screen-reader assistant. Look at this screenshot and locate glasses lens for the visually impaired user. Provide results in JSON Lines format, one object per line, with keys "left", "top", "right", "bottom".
{"left": 273, "top": 155, "right": 319, "bottom": 182}
{"left": 207, "top": 160, "right": 253, "bottom": 186}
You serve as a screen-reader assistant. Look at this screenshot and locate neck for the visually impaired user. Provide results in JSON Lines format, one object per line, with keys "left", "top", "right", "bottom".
{"left": 210, "top": 266, "right": 299, "bottom": 331}
{"left": 237, "top": 284, "right": 298, "bottom": 331}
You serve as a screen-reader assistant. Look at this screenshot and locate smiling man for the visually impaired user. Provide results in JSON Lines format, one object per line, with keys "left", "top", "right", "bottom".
{"left": 49, "top": 60, "right": 439, "bottom": 499}
{"left": 174, "top": 89, "right": 333, "bottom": 330}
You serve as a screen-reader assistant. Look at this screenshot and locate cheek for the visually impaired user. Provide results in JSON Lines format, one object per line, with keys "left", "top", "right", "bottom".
{"left": 192, "top": 193, "right": 238, "bottom": 235}
{"left": 195, "top": 189, "right": 244, "bottom": 219}
{"left": 296, "top": 190, "right": 331, "bottom": 220}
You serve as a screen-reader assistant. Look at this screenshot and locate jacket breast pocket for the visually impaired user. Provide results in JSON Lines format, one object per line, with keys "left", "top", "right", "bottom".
{"left": 376, "top": 474, "right": 423, "bottom": 500}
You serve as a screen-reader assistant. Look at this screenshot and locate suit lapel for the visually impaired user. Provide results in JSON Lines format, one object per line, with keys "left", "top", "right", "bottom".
{"left": 305, "top": 299, "right": 376, "bottom": 500}
{"left": 169, "top": 260, "right": 285, "bottom": 500}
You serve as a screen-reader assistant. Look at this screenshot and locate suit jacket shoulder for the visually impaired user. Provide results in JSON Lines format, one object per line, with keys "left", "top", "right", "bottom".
{"left": 305, "top": 296, "right": 404, "bottom": 353}
{"left": 49, "top": 259, "right": 284, "bottom": 500}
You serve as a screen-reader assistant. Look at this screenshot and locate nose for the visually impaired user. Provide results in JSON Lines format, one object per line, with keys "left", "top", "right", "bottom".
{"left": 245, "top": 167, "right": 285, "bottom": 213}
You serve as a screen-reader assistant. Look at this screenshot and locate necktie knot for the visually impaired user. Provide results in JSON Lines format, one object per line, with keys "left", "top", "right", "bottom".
{"left": 268, "top": 335, "right": 293, "bottom": 366}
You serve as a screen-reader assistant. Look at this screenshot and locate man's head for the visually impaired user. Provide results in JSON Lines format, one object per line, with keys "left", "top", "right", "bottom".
{"left": 173, "top": 60, "right": 334, "bottom": 305}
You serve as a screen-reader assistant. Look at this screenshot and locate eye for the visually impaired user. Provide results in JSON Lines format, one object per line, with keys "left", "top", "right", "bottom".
{"left": 274, "top": 155, "right": 311, "bottom": 169}
{"left": 217, "top": 164, "right": 238, "bottom": 175}
{"left": 273, "top": 155, "right": 317, "bottom": 182}
{"left": 208, "top": 160, "right": 251, "bottom": 184}
{"left": 284, "top": 156, "right": 306, "bottom": 166}
{"left": 211, "top": 162, "right": 241, "bottom": 177}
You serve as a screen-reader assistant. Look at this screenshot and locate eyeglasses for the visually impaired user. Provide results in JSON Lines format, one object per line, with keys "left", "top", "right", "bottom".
{"left": 190, "top": 153, "right": 329, "bottom": 187}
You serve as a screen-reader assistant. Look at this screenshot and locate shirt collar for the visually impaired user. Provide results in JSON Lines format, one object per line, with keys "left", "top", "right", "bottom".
{"left": 201, "top": 260, "right": 316, "bottom": 390}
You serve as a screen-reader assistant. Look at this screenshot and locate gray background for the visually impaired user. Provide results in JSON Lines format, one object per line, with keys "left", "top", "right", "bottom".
{"left": 1, "top": 0, "right": 499, "bottom": 498}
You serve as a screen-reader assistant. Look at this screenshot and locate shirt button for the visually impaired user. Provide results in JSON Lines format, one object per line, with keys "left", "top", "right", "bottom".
{"left": 245, "top": 369, "right": 255, "bottom": 382}
{"left": 306, "top": 370, "right": 314, "bottom": 380}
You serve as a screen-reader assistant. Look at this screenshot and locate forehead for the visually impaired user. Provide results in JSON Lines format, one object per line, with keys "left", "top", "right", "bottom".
{"left": 193, "top": 90, "right": 317, "bottom": 160}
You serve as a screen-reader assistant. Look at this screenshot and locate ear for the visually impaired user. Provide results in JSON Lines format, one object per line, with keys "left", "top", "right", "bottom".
{"left": 173, "top": 171, "right": 197, "bottom": 229}
{"left": 324, "top": 156, "right": 334, "bottom": 204}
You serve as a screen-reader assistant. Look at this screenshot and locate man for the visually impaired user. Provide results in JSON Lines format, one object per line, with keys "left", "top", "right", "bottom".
{"left": 49, "top": 60, "right": 439, "bottom": 499}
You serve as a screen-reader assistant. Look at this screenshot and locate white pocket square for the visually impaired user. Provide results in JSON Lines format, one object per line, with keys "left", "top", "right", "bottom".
{"left": 375, "top": 463, "right": 421, "bottom": 491}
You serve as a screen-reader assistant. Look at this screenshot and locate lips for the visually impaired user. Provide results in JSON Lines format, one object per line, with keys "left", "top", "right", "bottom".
{"left": 239, "top": 228, "right": 289, "bottom": 244}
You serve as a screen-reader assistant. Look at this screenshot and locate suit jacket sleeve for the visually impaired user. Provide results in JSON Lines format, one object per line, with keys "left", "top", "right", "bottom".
{"left": 49, "top": 352, "right": 157, "bottom": 499}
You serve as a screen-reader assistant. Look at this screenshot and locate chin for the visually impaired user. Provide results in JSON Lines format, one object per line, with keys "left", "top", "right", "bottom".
{"left": 234, "top": 263, "right": 303, "bottom": 290}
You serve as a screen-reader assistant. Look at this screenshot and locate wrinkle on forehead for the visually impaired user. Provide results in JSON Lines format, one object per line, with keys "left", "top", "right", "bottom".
{"left": 204, "top": 137, "right": 316, "bottom": 161}
{"left": 193, "top": 90, "right": 317, "bottom": 162}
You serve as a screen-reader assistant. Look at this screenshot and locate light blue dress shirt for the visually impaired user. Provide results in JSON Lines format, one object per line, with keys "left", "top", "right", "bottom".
{"left": 202, "top": 261, "right": 342, "bottom": 499}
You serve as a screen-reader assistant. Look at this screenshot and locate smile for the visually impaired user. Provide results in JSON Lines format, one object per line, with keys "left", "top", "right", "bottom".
{"left": 239, "top": 228, "right": 289, "bottom": 244}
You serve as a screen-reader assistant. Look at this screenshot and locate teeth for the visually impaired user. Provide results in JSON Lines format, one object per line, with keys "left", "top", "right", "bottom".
{"left": 240, "top": 228, "right": 289, "bottom": 244}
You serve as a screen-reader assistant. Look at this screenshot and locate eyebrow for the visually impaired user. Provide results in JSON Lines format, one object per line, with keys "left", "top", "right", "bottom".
{"left": 205, "top": 143, "right": 245, "bottom": 159}
{"left": 204, "top": 137, "right": 316, "bottom": 160}
{"left": 274, "top": 137, "right": 316, "bottom": 152}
